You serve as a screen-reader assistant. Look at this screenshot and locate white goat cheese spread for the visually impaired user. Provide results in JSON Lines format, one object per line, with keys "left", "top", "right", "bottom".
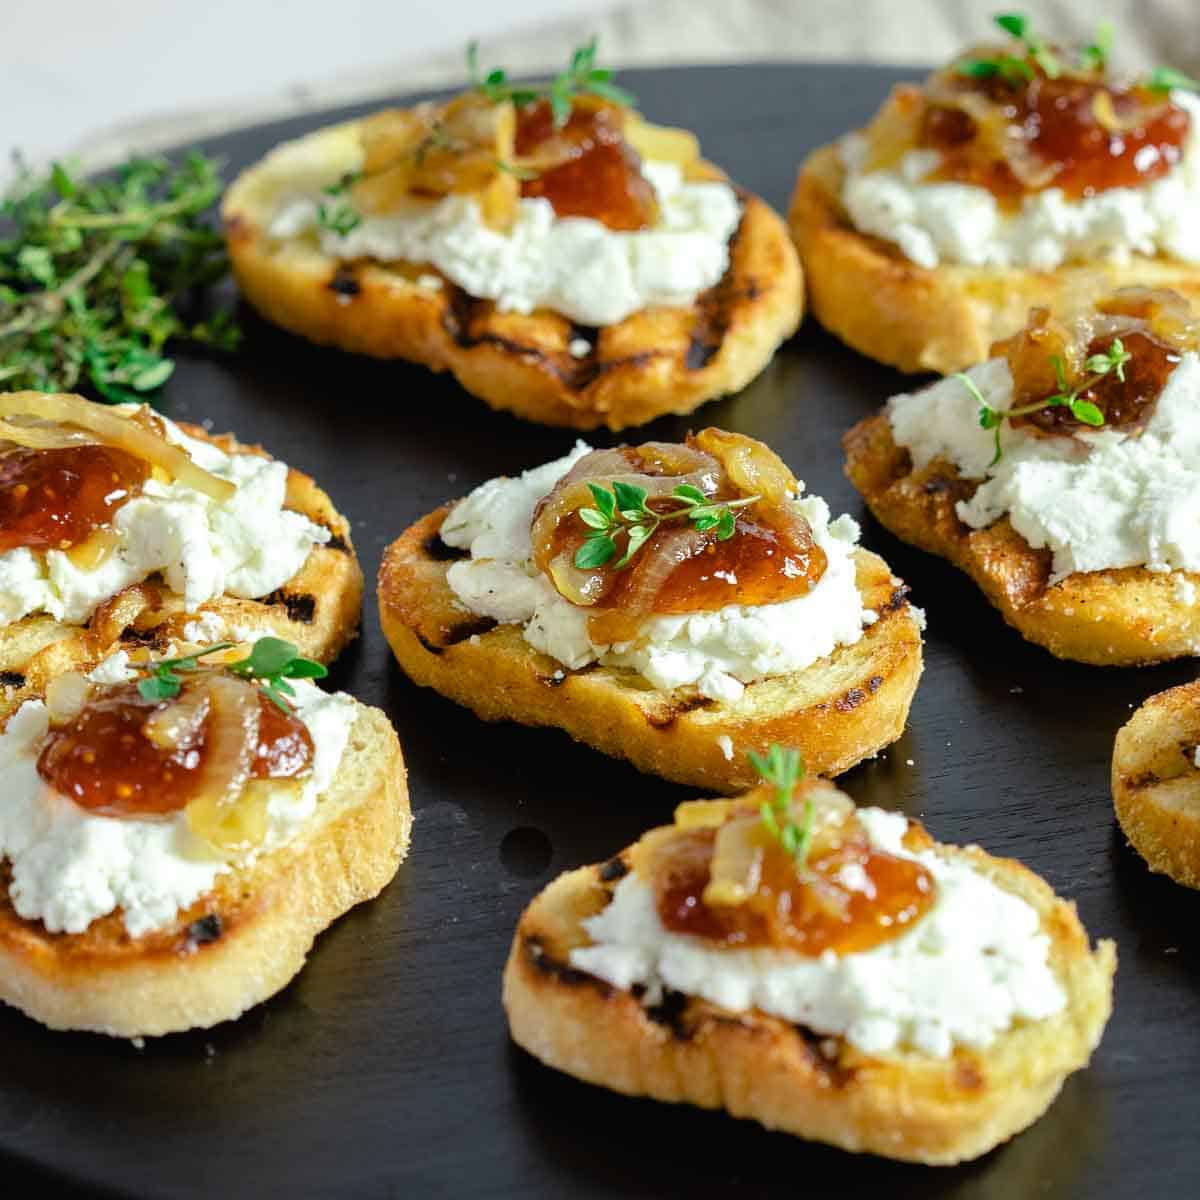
{"left": 0, "top": 655, "right": 356, "bottom": 937}
{"left": 571, "top": 808, "right": 1066, "bottom": 1057}
{"left": 889, "top": 351, "right": 1200, "bottom": 582}
{"left": 0, "top": 409, "right": 329, "bottom": 629}
{"left": 839, "top": 90, "right": 1200, "bottom": 271}
{"left": 269, "top": 161, "right": 742, "bottom": 327}
{"left": 440, "top": 445, "right": 874, "bottom": 703}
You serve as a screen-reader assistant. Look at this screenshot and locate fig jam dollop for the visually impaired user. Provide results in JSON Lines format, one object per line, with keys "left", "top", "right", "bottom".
{"left": 37, "top": 680, "right": 313, "bottom": 819}
{"left": 647, "top": 800, "right": 936, "bottom": 956}
{"left": 0, "top": 444, "right": 149, "bottom": 554}
{"left": 516, "top": 99, "right": 658, "bottom": 230}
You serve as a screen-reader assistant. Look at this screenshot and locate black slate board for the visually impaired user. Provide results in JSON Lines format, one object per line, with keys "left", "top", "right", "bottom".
{"left": 3, "top": 63, "right": 1200, "bottom": 1200}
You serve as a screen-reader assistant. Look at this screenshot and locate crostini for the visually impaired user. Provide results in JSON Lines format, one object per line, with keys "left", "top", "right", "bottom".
{"left": 1113, "top": 678, "right": 1200, "bottom": 889}
{"left": 845, "top": 287, "right": 1200, "bottom": 665}
{"left": 790, "top": 13, "right": 1200, "bottom": 373}
{"left": 0, "top": 391, "right": 363, "bottom": 697}
{"left": 504, "top": 756, "right": 1115, "bottom": 1164}
{"left": 379, "top": 429, "right": 924, "bottom": 789}
{"left": 223, "top": 40, "right": 803, "bottom": 431}
{"left": 0, "top": 638, "right": 410, "bottom": 1037}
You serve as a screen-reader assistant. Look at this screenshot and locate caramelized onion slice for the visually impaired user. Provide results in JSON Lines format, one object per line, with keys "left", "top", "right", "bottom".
{"left": 184, "top": 675, "right": 261, "bottom": 852}
{"left": 0, "top": 392, "right": 235, "bottom": 502}
{"left": 703, "top": 813, "right": 771, "bottom": 907}
{"left": 45, "top": 672, "right": 92, "bottom": 725}
{"left": 0, "top": 418, "right": 98, "bottom": 451}
{"left": 143, "top": 688, "right": 209, "bottom": 751}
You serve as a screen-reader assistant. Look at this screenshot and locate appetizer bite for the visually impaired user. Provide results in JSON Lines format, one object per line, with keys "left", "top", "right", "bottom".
{"left": 790, "top": 13, "right": 1200, "bottom": 373}
{"left": 845, "top": 287, "right": 1200, "bottom": 664}
{"left": 1113, "top": 678, "right": 1200, "bottom": 889}
{"left": 378, "top": 429, "right": 924, "bottom": 789}
{"left": 0, "top": 391, "right": 362, "bottom": 694}
{"left": 503, "top": 749, "right": 1115, "bottom": 1164}
{"left": 0, "top": 638, "right": 410, "bottom": 1037}
{"left": 223, "top": 40, "right": 803, "bottom": 430}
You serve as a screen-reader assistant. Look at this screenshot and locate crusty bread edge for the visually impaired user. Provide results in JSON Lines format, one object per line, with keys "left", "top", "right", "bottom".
{"left": 1113, "top": 678, "right": 1200, "bottom": 889}
{"left": 0, "top": 706, "right": 410, "bottom": 1038}
{"left": 789, "top": 142, "right": 1200, "bottom": 375}
{"left": 377, "top": 508, "right": 924, "bottom": 790}
{"left": 503, "top": 838, "right": 1115, "bottom": 1165}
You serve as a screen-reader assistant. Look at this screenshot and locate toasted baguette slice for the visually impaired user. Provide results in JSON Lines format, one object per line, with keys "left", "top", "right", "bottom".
{"left": 223, "top": 119, "right": 803, "bottom": 431}
{"left": 1113, "top": 678, "right": 1200, "bottom": 888}
{"left": 377, "top": 505, "right": 923, "bottom": 790}
{"left": 843, "top": 409, "right": 1200, "bottom": 665}
{"left": 0, "top": 423, "right": 363, "bottom": 701}
{"left": 789, "top": 142, "right": 1200, "bottom": 375}
{"left": 503, "top": 818, "right": 1115, "bottom": 1165}
{"left": 0, "top": 703, "right": 409, "bottom": 1038}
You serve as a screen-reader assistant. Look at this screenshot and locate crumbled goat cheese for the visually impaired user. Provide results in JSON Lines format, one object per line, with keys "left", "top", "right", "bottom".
{"left": 888, "top": 352, "right": 1200, "bottom": 582}
{"left": 571, "top": 808, "right": 1065, "bottom": 1057}
{"left": 716, "top": 734, "right": 734, "bottom": 761}
{"left": 0, "top": 659, "right": 355, "bottom": 937}
{"left": 839, "top": 91, "right": 1200, "bottom": 270}
{"left": 441, "top": 446, "right": 883, "bottom": 702}
{"left": 270, "top": 161, "right": 741, "bottom": 327}
{"left": 0, "top": 410, "right": 328, "bottom": 629}
{"left": 568, "top": 337, "right": 592, "bottom": 358}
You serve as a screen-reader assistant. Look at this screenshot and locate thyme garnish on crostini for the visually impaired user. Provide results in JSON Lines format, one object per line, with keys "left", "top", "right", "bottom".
{"left": 957, "top": 13, "right": 1064, "bottom": 85}
{"left": 137, "top": 638, "right": 328, "bottom": 713}
{"left": 316, "top": 172, "right": 364, "bottom": 237}
{"left": 957, "top": 338, "right": 1129, "bottom": 464}
{"left": 0, "top": 154, "right": 238, "bottom": 403}
{"left": 749, "top": 744, "right": 815, "bottom": 874}
{"left": 469, "top": 36, "right": 635, "bottom": 127}
{"left": 573, "top": 481, "right": 760, "bottom": 570}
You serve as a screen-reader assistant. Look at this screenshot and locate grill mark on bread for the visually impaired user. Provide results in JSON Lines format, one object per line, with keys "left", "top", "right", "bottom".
{"left": 321, "top": 529, "right": 350, "bottom": 554}
{"left": 425, "top": 534, "right": 468, "bottom": 562}
{"left": 867, "top": 674, "right": 884, "bottom": 692}
{"left": 793, "top": 1025, "right": 858, "bottom": 1088}
{"left": 881, "top": 584, "right": 911, "bottom": 614}
{"left": 686, "top": 207, "right": 749, "bottom": 371}
{"left": 264, "top": 590, "right": 317, "bottom": 624}
{"left": 645, "top": 695, "right": 714, "bottom": 730}
{"left": 185, "top": 914, "right": 223, "bottom": 950}
{"left": 328, "top": 266, "right": 361, "bottom": 297}
{"left": 642, "top": 987, "right": 694, "bottom": 1040}
{"left": 598, "top": 855, "right": 630, "bottom": 883}
{"left": 836, "top": 687, "right": 867, "bottom": 713}
{"left": 443, "top": 617, "right": 499, "bottom": 647}
{"left": 0, "top": 670, "right": 26, "bottom": 689}
{"left": 119, "top": 626, "right": 168, "bottom": 650}
{"left": 524, "top": 934, "right": 611, "bottom": 993}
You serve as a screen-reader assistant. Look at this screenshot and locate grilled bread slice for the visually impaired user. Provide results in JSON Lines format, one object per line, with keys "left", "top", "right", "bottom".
{"left": 503, "top": 817, "right": 1115, "bottom": 1165}
{"left": 789, "top": 142, "right": 1200, "bottom": 375}
{"left": 377, "top": 505, "right": 923, "bottom": 791}
{"left": 1113, "top": 678, "right": 1200, "bottom": 889}
{"left": 0, "top": 701, "right": 409, "bottom": 1038}
{"left": 223, "top": 119, "right": 803, "bottom": 431}
{"left": 0, "top": 423, "right": 363, "bottom": 702}
{"left": 842, "top": 409, "right": 1200, "bottom": 665}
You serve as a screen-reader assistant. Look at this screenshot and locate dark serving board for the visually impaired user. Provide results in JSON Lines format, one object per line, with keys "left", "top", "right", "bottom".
{"left": 3, "top": 63, "right": 1199, "bottom": 1200}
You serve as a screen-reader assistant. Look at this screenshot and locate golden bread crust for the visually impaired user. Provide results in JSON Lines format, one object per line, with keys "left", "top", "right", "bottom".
{"left": 843, "top": 409, "right": 1200, "bottom": 664}
{"left": 1113, "top": 678, "right": 1200, "bottom": 889}
{"left": 503, "top": 834, "right": 1115, "bottom": 1164}
{"left": 377, "top": 505, "right": 923, "bottom": 790}
{"left": 0, "top": 705, "right": 410, "bottom": 1037}
{"left": 0, "top": 422, "right": 364, "bottom": 702}
{"left": 789, "top": 141, "right": 1200, "bottom": 375}
{"left": 222, "top": 119, "right": 803, "bottom": 431}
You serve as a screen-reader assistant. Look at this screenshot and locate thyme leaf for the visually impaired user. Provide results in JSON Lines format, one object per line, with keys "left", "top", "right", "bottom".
{"left": 748, "top": 745, "right": 813, "bottom": 875}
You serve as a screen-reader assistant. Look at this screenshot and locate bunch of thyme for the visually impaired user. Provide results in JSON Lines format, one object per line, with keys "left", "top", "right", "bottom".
{"left": 0, "top": 153, "right": 239, "bottom": 404}
{"left": 748, "top": 744, "right": 814, "bottom": 875}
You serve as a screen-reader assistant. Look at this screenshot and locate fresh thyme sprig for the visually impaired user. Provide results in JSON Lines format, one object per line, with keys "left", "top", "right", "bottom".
{"left": 748, "top": 744, "right": 814, "bottom": 875}
{"left": 957, "top": 13, "right": 1059, "bottom": 85}
{"left": 1147, "top": 65, "right": 1200, "bottom": 94}
{"left": 136, "top": 638, "right": 328, "bottom": 713}
{"left": 468, "top": 37, "right": 635, "bottom": 128}
{"left": 957, "top": 339, "right": 1127, "bottom": 464}
{"left": 573, "top": 481, "right": 760, "bottom": 570}
{"left": 0, "top": 153, "right": 239, "bottom": 404}
{"left": 316, "top": 171, "right": 363, "bottom": 237}
{"left": 1079, "top": 19, "right": 1114, "bottom": 72}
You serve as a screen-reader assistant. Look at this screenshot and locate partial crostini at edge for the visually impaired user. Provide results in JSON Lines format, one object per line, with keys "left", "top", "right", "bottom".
{"left": 0, "top": 391, "right": 363, "bottom": 698}
{"left": 845, "top": 286, "right": 1200, "bottom": 665}
{"left": 378, "top": 428, "right": 924, "bottom": 790}
{"left": 0, "top": 637, "right": 411, "bottom": 1038}
{"left": 1113, "top": 678, "right": 1200, "bottom": 890}
{"left": 222, "top": 39, "right": 803, "bottom": 431}
{"left": 789, "top": 12, "right": 1200, "bottom": 374}
{"left": 503, "top": 752, "right": 1115, "bottom": 1164}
